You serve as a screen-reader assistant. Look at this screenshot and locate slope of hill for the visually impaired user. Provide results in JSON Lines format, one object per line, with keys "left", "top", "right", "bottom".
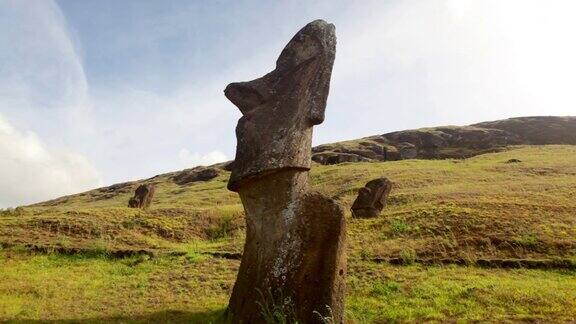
{"left": 3, "top": 145, "right": 575, "bottom": 263}
{"left": 1, "top": 146, "right": 575, "bottom": 322}
{"left": 1, "top": 118, "right": 575, "bottom": 322}
{"left": 312, "top": 116, "right": 576, "bottom": 164}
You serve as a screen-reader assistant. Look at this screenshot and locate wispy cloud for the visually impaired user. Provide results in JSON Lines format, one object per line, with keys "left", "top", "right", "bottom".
{"left": 0, "top": 0, "right": 101, "bottom": 206}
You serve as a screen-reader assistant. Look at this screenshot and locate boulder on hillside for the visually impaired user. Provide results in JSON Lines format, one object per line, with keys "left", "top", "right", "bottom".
{"left": 351, "top": 178, "right": 393, "bottom": 218}
{"left": 172, "top": 167, "right": 219, "bottom": 185}
{"left": 128, "top": 184, "right": 155, "bottom": 209}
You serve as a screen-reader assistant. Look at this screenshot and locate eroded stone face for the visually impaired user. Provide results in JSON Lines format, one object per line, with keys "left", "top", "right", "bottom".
{"left": 226, "top": 19, "right": 336, "bottom": 191}
{"left": 351, "top": 178, "right": 393, "bottom": 218}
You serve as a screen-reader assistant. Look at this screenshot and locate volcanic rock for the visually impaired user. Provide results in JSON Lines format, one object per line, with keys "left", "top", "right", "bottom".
{"left": 172, "top": 167, "right": 219, "bottom": 185}
{"left": 351, "top": 178, "right": 393, "bottom": 218}
{"left": 225, "top": 20, "right": 346, "bottom": 323}
{"left": 128, "top": 184, "right": 155, "bottom": 209}
{"left": 312, "top": 117, "right": 576, "bottom": 165}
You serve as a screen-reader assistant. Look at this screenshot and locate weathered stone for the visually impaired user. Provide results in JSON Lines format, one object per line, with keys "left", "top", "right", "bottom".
{"left": 172, "top": 167, "right": 219, "bottom": 185}
{"left": 351, "top": 178, "right": 393, "bottom": 218}
{"left": 397, "top": 142, "right": 418, "bottom": 159}
{"left": 225, "top": 20, "right": 346, "bottom": 323}
{"left": 128, "top": 184, "right": 155, "bottom": 209}
{"left": 328, "top": 152, "right": 370, "bottom": 164}
{"left": 225, "top": 19, "right": 336, "bottom": 192}
{"left": 228, "top": 171, "right": 346, "bottom": 323}
{"left": 473, "top": 116, "right": 576, "bottom": 145}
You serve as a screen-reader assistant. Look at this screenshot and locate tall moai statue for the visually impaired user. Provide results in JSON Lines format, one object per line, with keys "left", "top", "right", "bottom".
{"left": 225, "top": 20, "right": 346, "bottom": 323}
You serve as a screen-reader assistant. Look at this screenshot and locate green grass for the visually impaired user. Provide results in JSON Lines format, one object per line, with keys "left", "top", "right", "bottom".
{"left": 347, "top": 262, "right": 576, "bottom": 322}
{"left": 0, "top": 145, "right": 575, "bottom": 322}
{"left": 0, "top": 251, "right": 233, "bottom": 322}
{"left": 0, "top": 251, "right": 574, "bottom": 322}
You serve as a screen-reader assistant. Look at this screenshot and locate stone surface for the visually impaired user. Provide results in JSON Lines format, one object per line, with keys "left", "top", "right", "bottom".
{"left": 128, "top": 184, "right": 155, "bottom": 209}
{"left": 225, "top": 19, "right": 336, "bottom": 192}
{"left": 228, "top": 171, "right": 346, "bottom": 323}
{"left": 313, "top": 152, "right": 371, "bottom": 165}
{"left": 351, "top": 178, "right": 393, "bottom": 218}
{"left": 225, "top": 20, "right": 346, "bottom": 323}
{"left": 473, "top": 116, "right": 576, "bottom": 145}
{"left": 172, "top": 167, "right": 219, "bottom": 185}
{"left": 397, "top": 142, "right": 418, "bottom": 159}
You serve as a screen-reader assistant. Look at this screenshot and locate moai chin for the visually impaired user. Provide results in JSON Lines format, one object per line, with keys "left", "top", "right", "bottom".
{"left": 225, "top": 20, "right": 346, "bottom": 323}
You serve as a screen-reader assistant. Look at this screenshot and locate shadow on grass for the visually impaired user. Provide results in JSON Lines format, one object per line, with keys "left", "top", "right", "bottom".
{"left": 6, "top": 309, "right": 228, "bottom": 324}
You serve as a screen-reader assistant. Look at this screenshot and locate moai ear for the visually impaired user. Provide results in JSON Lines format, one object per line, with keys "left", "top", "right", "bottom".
{"left": 307, "top": 68, "right": 331, "bottom": 125}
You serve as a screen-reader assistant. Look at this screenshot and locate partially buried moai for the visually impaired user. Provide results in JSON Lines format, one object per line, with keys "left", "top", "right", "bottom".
{"left": 225, "top": 20, "right": 346, "bottom": 323}
{"left": 351, "top": 178, "right": 393, "bottom": 218}
{"left": 128, "top": 184, "right": 155, "bottom": 209}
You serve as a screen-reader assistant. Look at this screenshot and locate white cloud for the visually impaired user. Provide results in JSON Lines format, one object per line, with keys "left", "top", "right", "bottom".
{"left": 2, "top": 0, "right": 575, "bottom": 206}
{"left": 178, "top": 149, "right": 227, "bottom": 168}
{"left": 313, "top": 0, "right": 576, "bottom": 145}
{"left": 0, "top": 0, "right": 100, "bottom": 207}
{"left": 0, "top": 114, "right": 102, "bottom": 208}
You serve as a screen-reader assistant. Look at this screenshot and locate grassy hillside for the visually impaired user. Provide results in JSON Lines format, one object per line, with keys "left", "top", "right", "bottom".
{"left": 1, "top": 145, "right": 575, "bottom": 322}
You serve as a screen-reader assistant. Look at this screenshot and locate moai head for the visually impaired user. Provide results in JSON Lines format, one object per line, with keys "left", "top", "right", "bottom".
{"left": 351, "top": 178, "right": 393, "bottom": 218}
{"left": 225, "top": 20, "right": 336, "bottom": 191}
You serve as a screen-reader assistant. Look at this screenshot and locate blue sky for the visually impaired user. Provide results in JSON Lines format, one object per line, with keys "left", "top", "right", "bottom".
{"left": 1, "top": 0, "right": 575, "bottom": 207}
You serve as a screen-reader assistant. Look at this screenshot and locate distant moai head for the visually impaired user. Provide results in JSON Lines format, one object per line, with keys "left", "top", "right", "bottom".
{"left": 351, "top": 178, "right": 393, "bottom": 218}
{"left": 225, "top": 20, "right": 336, "bottom": 191}
{"left": 128, "top": 184, "right": 155, "bottom": 209}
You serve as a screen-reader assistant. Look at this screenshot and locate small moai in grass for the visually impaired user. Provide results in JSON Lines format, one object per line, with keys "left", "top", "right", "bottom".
{"left": 224, "top": 20, "right": 346, "bottom": 324}
{"left": 128, "top": 184, "right": 155, "bottom": 209}
{"left": 351, "top": 178, "right": 393, "bottom": 218}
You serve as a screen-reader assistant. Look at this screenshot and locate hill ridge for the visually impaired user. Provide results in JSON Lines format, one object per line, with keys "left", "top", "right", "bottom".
{"left": 33, "top": 115, "right": 576, "bottom": 207}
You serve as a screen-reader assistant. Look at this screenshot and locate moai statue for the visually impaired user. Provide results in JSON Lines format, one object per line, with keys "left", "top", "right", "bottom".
{"left": 225, "top": 20, "right": 346, "bottom": 323}
{"left": 351, "top": 178, "right": 393, "bottom": 218}
{"left": 127, "top": 184, "right": 155, "bottom": 209}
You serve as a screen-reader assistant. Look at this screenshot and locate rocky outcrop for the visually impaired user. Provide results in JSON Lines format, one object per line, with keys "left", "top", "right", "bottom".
{"left": 171, "top": 167, "right": 219, "bottom": 185}
{"left": 313, "top": 152, "right": 371, "bottom": 165}
{"left": 312, "top": 116, "right": 576, "bottom": 165}
{"left": 128, "top": 184, "right": 155, "bottom": 209}
{"left": 225, "top": 20, "right": 346, "bottom": 323}
{"left": 351, "top": 178, "right": 393, "bottom": 218}
{"left": 473, "top": 116, "right": 576, "bottom": 145}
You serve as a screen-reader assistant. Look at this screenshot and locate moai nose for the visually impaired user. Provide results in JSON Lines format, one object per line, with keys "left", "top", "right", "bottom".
{"left": 224, "top": 81, "right": 265, "bottom": 116}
